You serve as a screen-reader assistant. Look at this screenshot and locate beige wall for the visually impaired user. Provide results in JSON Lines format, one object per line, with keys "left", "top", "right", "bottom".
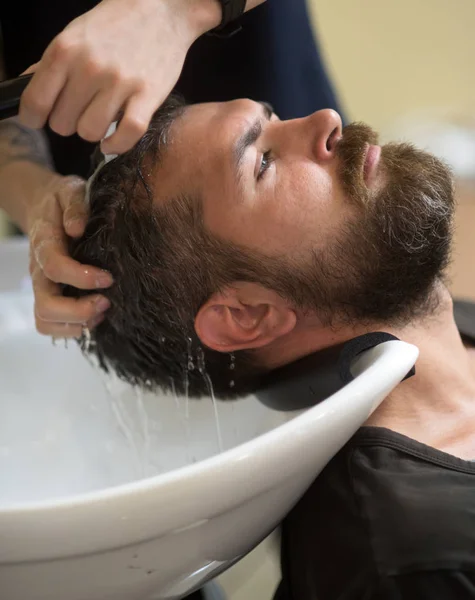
{"left": 309, "top": 0, "right": 475, "bottom": 300}
{"left": 308, "top": 0, "right": 475, "bottom": 131}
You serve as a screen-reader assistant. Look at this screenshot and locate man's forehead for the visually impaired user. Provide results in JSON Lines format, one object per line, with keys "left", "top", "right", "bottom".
{"left": 183, "top": 99, "right": 268, "bottom": 131}
{"left": 166, "top": 102, "right": 249, "bottom": 167}
{"left": 149, "top": 104, "right": 223, "bottom": 203}
{"left": 151, "top": 99, "right": 271, "bottom": 208}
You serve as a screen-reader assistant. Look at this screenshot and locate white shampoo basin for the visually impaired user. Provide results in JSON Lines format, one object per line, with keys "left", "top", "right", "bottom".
{"left": 0, "top": 239, "right": 419, "bottom": 600}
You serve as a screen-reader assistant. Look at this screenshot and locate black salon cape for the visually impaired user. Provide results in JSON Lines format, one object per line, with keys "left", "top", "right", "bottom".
{"left": 274, "top": 299, "right": 475, "bottom": 600}
{"left": 0, "top": 0, "right": 343, "bottom": 178}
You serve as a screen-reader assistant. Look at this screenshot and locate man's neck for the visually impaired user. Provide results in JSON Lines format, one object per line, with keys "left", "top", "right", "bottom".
{"left": 259, "top": 290, "right": 475, "bottom": 459}
{"left": 367, "top": 299, "right": 475, "bottom": 459}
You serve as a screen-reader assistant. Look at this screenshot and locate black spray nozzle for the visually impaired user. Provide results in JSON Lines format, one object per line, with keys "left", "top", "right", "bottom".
{"left": 0, "top": 74, "right": 33, "bottom": 121}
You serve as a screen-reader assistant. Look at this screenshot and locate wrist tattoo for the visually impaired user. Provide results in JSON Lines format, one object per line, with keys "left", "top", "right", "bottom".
{"left": 0, "top": 119, "right": 53, "bottom": 172}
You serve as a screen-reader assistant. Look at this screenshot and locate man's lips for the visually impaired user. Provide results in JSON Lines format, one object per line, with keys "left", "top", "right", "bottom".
{"left": 363, "top": 144, "right": 381, "bottom": 185}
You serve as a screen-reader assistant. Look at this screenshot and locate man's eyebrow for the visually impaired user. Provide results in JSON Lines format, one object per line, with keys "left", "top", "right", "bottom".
{"left": 260, "top": 102, "right": 274, "bottom": 120}
{"left": 233, "top": 102, "right": 274, "bottom": 186}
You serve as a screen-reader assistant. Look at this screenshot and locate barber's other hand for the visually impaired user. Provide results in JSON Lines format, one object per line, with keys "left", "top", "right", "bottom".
{"left": 27, "top": 173, "right": 113, "bottom": 338}
{"left": 19, "top": 0, "right": 221, "bottom": 155}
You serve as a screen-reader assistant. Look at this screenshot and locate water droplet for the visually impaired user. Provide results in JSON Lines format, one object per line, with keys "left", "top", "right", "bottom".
{"left": 170, "top": 377, "right": 180, "bottom": 409}
{"left": 203, "top": 373, "right": 223, "bottom": 452}
{"left": 82, "top": 325, "right": 91, "bottom": 352}
{"left": 160, "top": 336, "right": 166, "bottom": 344}
{"left": 63, "top": 338, "right": 68, "bottom": 350}
{"left": 186, "top": 337, "right": 194, "bottom": 371}
{"left": 135, "top": 386, "right": 150, "bottom": 478}
{"left": 51, "top": 337, "right": 57, "bottom": 347}
{"left": 184, "top": 366, "right": 190, "bottom": 419}
{"left": 230, "top": 353, "right": 236, "bottom": 370}
{"left": 196, "top": 347, "right": 205, "bottom": 374}
{"left": 108, "top": 385, "right": 143, "bottom": 476}
{"left": 229, "top": 380, "right": 235, "bottom": 388}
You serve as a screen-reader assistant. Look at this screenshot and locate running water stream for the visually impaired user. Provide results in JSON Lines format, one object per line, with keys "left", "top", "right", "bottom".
{"left": 197, "top": 346, "right": 223, "bottom": 452}
{"left": 105, "top": 377, "right": 145, "bottom": 476}
{"left": 73, "top": 335, "right": 225, "bottom": 476}
{"left": 135, "top": 386, "right": 151, "bottom": 476}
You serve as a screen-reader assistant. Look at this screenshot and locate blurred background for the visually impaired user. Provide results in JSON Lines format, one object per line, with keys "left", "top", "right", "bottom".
{"left": 312, "top": 0, "right": 475, "bottom": 132}
{"left": 0, "top": 2, "right": 474, "bottom": 597}
{"left": 310, "top": 0, "right": 475, "bottom": 299}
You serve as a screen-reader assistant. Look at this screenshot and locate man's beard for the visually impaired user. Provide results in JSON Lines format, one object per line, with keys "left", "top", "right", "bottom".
{"left": 280, "top": 123, "right": 455, "bottom": 327}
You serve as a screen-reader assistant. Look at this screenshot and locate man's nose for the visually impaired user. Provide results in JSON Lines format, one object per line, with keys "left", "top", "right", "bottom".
{"left": 307, "top": 109, "right": 343, "bottom": 163}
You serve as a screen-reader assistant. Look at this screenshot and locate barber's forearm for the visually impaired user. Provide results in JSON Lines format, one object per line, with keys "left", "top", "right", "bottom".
{"left": 0, "top": 119, "right": 55, "bottom": 233}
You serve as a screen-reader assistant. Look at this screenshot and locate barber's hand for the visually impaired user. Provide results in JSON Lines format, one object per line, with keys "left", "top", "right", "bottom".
{"left": 19, "top": 0, "right": 221, "bottom": 155}
{"left": 27, "top": 173, "right": 113, "bottom": 338}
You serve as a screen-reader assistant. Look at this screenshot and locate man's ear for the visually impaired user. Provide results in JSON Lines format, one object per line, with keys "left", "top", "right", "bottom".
{"left": 194, "top": 282, "right": 297, "bottom": 352}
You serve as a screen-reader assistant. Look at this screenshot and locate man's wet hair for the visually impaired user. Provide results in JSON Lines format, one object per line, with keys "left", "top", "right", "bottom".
{"left": 64, "top": 95, "right": 289, "bottom": 398}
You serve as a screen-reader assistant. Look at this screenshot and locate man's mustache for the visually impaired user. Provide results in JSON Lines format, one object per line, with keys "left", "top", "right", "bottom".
{"left": 335, "top": 123, "right": 380, "bottom": 204}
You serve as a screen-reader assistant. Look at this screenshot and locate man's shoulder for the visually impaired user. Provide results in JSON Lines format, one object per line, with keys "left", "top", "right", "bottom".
{"left": 280, "top": 427, "right": 475, "bottom": 599}
{"left": 287, "top": 426, "right": 475, "bottom": 557}
{"left": 319, "top": 427, "right": 475, "bottom": 566}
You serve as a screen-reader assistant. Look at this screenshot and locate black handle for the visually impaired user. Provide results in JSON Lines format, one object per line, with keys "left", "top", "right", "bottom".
{"left": 0, "top": 74, "right": 34, "bottom": 120}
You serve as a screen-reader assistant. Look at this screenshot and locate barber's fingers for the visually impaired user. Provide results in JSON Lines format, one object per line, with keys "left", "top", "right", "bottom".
{"left": 32, "top": 262, "right": 108, "bottom": 334}
{"left": 57, "top": 177, "right": 89, "bottom": 238}
{"left": 48, "top": 71, "right": 99, "bottom": 137}
{"left": 76, "top": 86, "right": 131, "bottom": 143}
{"left": 35, "top": 315, "right": 105, "bottom": 339}
{"left": 32, "top": 265, "right": 109, "bottom": 323}
{"left": 35, "top": 318, "right": 82, "bottom": 338}
{"left": 30, "top": 236, "right": 110, "bottom": 337}
{"left": 30, "top": 219, "right": 112, "bottom": 290}
{"left": 101, "top": 91, "right": 158, "bottom": 155}
{"left": 36, "top": 293, "right": 109, "bottom": 325}
{"left": 37, "top": 240, "right": 112, "bottom": 290}
{"left": 19, "top": 54, "right": 68, "bottom": 130}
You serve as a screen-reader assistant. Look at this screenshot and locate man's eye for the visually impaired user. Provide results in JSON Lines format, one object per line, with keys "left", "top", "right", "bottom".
{"left": 258, "top": 150, "right": 274, "bottom": 181}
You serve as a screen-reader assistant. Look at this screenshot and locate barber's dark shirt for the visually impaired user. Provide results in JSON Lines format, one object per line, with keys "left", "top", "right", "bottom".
{"left": 276, "top": 300, "right": 475, "bottom": 599}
